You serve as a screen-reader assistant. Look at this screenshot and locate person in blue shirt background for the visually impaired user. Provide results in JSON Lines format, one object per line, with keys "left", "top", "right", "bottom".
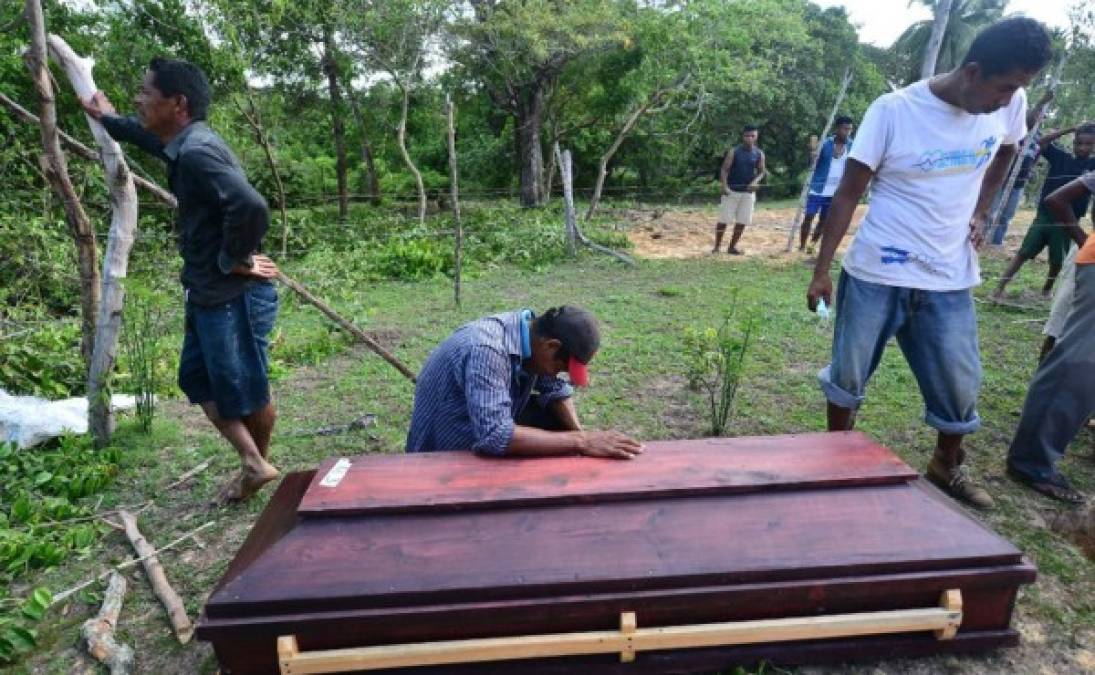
{"left": 406, "top": 306, "right": 643, "bottom": 459}
{"left": 799, "top": 116, "right": 854, "bottom": 253}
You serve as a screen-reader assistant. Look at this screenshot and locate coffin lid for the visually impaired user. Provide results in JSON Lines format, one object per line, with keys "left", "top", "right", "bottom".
{"left": 201, "top": 432, "right": 1024, "bottom": 623}
{"left": 298, "top": 431, "right": 918, "bottom": 516}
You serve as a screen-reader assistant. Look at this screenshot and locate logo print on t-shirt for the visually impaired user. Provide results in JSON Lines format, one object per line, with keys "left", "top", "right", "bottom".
{"left": 914, "top": 136, "right": 998, "bottom": 174}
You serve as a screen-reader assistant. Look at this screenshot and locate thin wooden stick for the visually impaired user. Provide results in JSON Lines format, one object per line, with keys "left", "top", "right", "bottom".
{"left": 164, "top": 458, "right": 214, "bottom": 490}
{"left": 446, "top": 93, "right": 463, "bottom": 307}
{"left": 81, "top": 572, "right": 134, "bottom": 675}
{"left": 785, "top": 67, "right": 853, "bottom": 252}
{"left": 276, "top": 272, "right": 417, "bottom": 382}
{"left": 51, "top": 520, "right": 215, "bottom": 607}
{"left": 0, "top": 91, "right": 177, "bottom": 207}
{"left": 556, "top": 145, "right": 636, "bottom": 267}
{"left": 118, "top": 510, "right": 192, "bottom": 643}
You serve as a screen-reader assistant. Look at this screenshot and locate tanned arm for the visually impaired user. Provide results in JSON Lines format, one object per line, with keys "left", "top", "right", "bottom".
{"left": 806, "top": 159, "right": 874, "bottom": 310}
{"left": 1044, "top": 178, "right": 1091, "bottom": 249}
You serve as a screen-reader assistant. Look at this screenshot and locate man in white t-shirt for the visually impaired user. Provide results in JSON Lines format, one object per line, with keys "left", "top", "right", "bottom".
{"left": 806, "top": 18, "right": 1053, "bottom": 509}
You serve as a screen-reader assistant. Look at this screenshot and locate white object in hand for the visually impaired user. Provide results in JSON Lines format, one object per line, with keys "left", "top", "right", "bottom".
{"left": 816, "top": 298, "right": 831, "bottom": 320}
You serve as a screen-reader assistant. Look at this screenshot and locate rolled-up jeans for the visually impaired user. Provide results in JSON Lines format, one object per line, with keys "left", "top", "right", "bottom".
{"left": 818, "top": 271, "right": 982, "bottom": 435}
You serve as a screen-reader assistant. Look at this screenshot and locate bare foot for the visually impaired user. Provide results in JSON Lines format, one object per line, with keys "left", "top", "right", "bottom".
{"left": 239, "top": 459, "right": 280, "bottom": 500}
{"left": 728, "top": 247, "right": 744, "bottom": 256}
{"left": 210, "top": 471, "right": 245, "bottom": 507}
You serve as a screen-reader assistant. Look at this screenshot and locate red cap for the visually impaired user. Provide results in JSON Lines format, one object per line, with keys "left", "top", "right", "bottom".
{"left": 568, "top": 355, "right": 590, "bottom": 387}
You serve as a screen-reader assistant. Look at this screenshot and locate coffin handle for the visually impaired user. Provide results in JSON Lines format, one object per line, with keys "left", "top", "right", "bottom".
{"left": 276, "top": 589, "right": 963, "bottom": 674}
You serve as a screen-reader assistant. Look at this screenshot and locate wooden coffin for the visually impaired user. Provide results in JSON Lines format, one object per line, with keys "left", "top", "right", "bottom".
{"left": 196, "top": 432, "right": 1035, "bottom": 674}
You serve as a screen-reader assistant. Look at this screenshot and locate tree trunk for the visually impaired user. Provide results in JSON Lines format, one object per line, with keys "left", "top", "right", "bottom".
{"left": 238, "top": 87, "right": 289, "bottom": 258}
{"left": 446, "top": 94, "right": 462, "bottom": 307}
{"left": 515, "top": 84, "right": 545, "bottom": 208}
{"left": 346, "top": 87, "right": 381, "bottom": 206}
{"left": 48, "top": 35, "right": 139, "bottom": 447}
{"left": 557, "top": 145, "right": 577, "bottom": 257}
{"left": 24, "top": 0, "right": 100, "bottom": 370}
{"left": 585, "top": 99, "right": 656, "bottom": 222}
{"left": 921, "top": 0, "right": 953, "bottom": 80}
{"left": 321, "top": 30, "right": 349, "bottom": 222}
{"left": 395, "top": 82, "right": 426, "bottom": 225}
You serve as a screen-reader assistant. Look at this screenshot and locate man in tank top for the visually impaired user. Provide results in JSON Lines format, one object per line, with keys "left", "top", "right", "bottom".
{"left": 713, "top": 126, "right": 766, "bottom": 255}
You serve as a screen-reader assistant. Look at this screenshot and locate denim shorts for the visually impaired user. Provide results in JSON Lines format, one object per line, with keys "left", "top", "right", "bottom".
{"left": 178, "top": 282, "right": 278, "bottom": 419}
{"left": 817, "top": 271, "right": 981, "bottom": 435}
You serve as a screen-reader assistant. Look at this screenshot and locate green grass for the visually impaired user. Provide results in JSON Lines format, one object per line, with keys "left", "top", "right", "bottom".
{"left": 11, "top": 237, "right": 1095, "bottom": 673}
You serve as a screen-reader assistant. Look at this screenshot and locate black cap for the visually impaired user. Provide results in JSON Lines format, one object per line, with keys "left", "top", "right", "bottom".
{"left": 537, "top": 306, "right": 600, "bottom": 364}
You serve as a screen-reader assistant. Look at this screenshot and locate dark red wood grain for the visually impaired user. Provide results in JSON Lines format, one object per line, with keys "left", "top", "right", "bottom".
{"left": 206, "top": 480, "right": 1021, "bottom": 619}
{"left": 197, "top": 434, "right": 1035, "bottom": 675}
{"left": 299, "top": 431, "right": 917, "bottom": 516}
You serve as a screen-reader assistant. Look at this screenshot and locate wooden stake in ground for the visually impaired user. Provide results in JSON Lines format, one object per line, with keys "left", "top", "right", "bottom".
{"left": 784, "top": 67, "right": 853, "bottom": 252}
{"left": 81, "top": 572, "right": 134, "bottom": 675}
{"left": 24, "top": 0, "right": 100, "bottom": 367}
{"left": 47, "top": 34, "right": 139, "bottom": 447}
{"left": 118, "top": 510, "right": 193, "bottom": 644}
{"left": 446, "top": 93, "right": 463, "bottom": 307}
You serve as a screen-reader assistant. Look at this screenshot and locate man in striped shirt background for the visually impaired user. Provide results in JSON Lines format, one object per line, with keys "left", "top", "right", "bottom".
{"left": 406, "top": 306, "right": 643, "bottom": 458}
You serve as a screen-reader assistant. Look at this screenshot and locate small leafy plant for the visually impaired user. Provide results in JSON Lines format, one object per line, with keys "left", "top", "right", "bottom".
{"left": 683, "top": 301, "right": 757, "bottom": 436}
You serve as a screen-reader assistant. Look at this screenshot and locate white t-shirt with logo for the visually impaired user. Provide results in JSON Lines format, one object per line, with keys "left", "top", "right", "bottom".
{"left": 843, "top": 80, "right": 1027, "bottom": 291}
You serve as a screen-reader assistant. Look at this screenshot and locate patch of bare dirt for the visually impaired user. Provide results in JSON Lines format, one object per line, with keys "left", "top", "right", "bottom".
{"left": 620, "top": 205, "right": 866, "bottom": 260}
{"left": 619, "top": 204, "right": 1041, "bottom": 262}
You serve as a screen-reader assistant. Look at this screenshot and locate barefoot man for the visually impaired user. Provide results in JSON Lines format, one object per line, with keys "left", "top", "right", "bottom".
{"left": 82, "top": 58, "right": 280, "bottom": 503}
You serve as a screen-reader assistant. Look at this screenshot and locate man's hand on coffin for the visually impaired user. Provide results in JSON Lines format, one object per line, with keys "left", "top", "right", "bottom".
{"left": 578, "top": 430, "right": 644, "bottom": 460}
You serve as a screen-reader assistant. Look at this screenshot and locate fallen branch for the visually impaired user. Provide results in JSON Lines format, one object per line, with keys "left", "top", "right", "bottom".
{"left": 118, "top": 510, "right": 192, "bottom": 643}
{"left": 164, "top": 458, "right": 214, "bottom": 490}
{"left": 81, "top": 571, "right": 134, "bottom": 675}
{"left": 276, "top": 271, "right": 417, "bottom": 382}
{"left": 52, "top": 520, "right": 215, "bottom": 607}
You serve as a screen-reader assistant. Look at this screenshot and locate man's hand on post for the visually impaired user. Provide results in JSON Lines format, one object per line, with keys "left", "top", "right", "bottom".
{"left": 79, "top": 91, "right": 116, "bottom": 120}
{"left": 577, "top": 431, "right": 644, "bottom": 460}
{"left": 232, "top": 254, "right": 279, "bottom": 280}
{"left": 807, "top": 271, "right": 833, "bottom": 312}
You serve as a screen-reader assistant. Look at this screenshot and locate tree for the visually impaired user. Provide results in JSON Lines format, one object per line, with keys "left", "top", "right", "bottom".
{"left": 344, "top": 0, "right": 446, "bottom": 224}
{"left": 922, "top": 0, "right": 954, "bottom": 79}
{"left": 450, "top": 0, "right": 627, "bottom": 207}
{"left": 891, "top": 0, "right": 1007, "bottom": 84}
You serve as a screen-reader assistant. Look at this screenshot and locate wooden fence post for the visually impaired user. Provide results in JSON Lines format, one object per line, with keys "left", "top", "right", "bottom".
{"left": 446, "top": 93, "right": 463, "bottom": 307}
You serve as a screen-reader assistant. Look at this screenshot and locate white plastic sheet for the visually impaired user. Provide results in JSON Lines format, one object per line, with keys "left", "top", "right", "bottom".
{"left": 0, "top": 389, "right": 138, "bottom": 449}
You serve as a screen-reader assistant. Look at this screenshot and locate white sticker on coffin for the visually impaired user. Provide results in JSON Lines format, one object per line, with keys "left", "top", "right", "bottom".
{"left": 319, "top": 458, "right": 352, "bottom": 487}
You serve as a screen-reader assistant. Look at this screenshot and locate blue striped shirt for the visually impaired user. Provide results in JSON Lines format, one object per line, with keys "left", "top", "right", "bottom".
{"left": 405, "top": 311, "right": 573, "bottom": 454}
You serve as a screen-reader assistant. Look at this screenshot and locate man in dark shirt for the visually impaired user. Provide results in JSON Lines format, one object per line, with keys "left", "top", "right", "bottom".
{"left": 81, "top": 58, "right": 280, "bottom": 504}
{"left": 992, "top": 122, "right": 1095, "bottom": 299}
{"left": 712, "top": 126, "right": 766, "bottom": 255}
